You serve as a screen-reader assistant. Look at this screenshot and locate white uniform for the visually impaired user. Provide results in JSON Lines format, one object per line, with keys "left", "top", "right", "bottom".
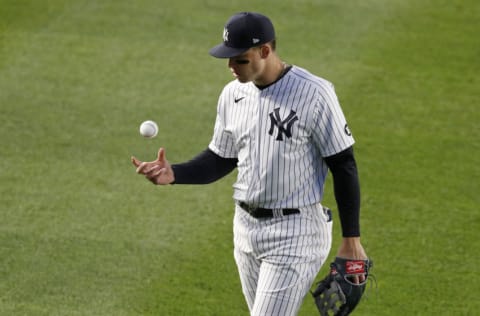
{"left": 209, "top": 65, "right": 354, "bottom": 315}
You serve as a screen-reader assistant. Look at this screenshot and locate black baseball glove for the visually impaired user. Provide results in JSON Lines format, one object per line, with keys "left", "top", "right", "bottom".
{"left": 311, "top": 257, "right": 373, "bottom": 315}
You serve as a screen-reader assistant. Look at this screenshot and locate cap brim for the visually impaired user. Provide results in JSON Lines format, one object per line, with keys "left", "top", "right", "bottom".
{"left": 209, "top": 43, "right": 249, "bottom": 58}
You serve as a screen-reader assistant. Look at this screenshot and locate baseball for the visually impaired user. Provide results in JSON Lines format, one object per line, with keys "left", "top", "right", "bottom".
{"left": 139, "top": 120, "right": 158, "bottom": 138}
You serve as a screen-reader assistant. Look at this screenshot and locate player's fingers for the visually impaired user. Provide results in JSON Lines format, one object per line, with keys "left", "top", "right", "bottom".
{"left": 349, "top": 274, "right": 366, "bottom": 285}
{"left": 145, "top": 165, "right": 162, "bottom": 177}
{"left": 157, "top": 147, "right": 165, "bottom": 162}
{"left": 348, "top": 275, "right": 360, "bottom": 284}
{"left": 131, "top": 156, "right": 142, "bottom": 168}
{"left": 141, "top": 164, "right": 161, "bottom": 177}
{"left": 148, "top": 168, "right": 167, "bottom": 185}
{"left": 136, "top": 161, "right": 150, "bottom": 174}
{"left": 359, "top": 274, "right": 366, "bottom": 284}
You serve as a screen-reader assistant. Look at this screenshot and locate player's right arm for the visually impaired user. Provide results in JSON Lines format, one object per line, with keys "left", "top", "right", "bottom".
{"left": 131, "top": 147, "right": 237, "bottom": 185}
{"left": 170, "top": 149, "right": 237, "bottom": 184}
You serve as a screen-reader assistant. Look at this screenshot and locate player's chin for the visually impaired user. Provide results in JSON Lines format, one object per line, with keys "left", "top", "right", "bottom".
{"left": 235, "top": 76, "right": 250, "bottom": 83}
{"left": 232, "top": 73, "right": 247, "bottom": 83}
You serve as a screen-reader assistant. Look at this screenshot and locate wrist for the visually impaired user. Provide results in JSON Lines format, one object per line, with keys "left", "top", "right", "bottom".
{"left": 336, "top": 237, "right": 367, "bottom": 260}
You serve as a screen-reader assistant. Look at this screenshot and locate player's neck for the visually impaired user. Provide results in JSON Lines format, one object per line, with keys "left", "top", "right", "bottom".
{"left": 253, "top": 57, "right": 287, "bottom": 87}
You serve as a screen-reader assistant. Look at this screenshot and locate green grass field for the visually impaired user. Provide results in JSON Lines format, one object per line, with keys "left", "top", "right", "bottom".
{"left": 1, "top": 0, "right": 478, "bottom": 315}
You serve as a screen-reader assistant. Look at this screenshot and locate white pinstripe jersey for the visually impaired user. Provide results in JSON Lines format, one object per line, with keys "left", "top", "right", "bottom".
{"left": 208, "top": 65, "right": 354, "bottom": 209}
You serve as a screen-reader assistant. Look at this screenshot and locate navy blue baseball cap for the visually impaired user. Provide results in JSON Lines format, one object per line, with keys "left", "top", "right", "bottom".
{"left": 209, "top": 12, "right": 276, "bottom": 58}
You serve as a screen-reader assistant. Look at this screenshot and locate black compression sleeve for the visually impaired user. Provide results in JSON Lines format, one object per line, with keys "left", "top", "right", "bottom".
{"left": 171, "top": 148, "right": 237, "bottom": 184}
{"left": 324, "top": 146, "right": 361, "bottom": 237}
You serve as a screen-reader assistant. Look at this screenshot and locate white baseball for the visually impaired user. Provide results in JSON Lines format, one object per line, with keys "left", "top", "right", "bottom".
{"left": 139, "top": 120, "right": 158, "bottom": 138}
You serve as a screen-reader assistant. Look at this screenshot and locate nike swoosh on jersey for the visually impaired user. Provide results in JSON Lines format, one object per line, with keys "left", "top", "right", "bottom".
{"left": 234, "top": 97, "right": 245, "bottom": 103}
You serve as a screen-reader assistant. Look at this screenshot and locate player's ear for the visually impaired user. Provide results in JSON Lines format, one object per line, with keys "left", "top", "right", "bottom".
{"left": 259, "top": 44, "right": 271, "bottom": 58}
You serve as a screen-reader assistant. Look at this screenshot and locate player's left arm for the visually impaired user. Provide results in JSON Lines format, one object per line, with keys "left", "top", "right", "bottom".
{"left": 324, "top": 146, "right": 360, "bottom": 238}
{"left": 311, "top": 81, "right": 368, "bottom": 271}
{"left": 324, "top": 146, "right": 368, "bottom": 282}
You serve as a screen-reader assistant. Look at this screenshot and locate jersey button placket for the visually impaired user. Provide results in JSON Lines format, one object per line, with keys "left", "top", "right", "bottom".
{"left": 246, "top": 90, "right": 262, "bottom": 204}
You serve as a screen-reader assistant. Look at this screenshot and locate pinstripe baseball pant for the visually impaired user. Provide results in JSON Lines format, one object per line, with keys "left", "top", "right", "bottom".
{"left": 233, "top": 203, "right": 333, "bottom": 316}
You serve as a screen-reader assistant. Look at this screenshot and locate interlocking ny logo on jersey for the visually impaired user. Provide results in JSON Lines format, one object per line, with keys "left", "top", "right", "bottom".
{"left": 268, "top": 108, "right": 299, "bottom": 141}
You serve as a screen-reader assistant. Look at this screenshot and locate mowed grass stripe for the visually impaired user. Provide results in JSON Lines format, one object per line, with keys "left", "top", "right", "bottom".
{"left": 1, "top": 0, "right": 478, "bottom": 315}
{"left": 331, "top": 1, "right": 479, "bottom": 315}
{"left": 0, "top": 1, "right": 232, "bottom": 315}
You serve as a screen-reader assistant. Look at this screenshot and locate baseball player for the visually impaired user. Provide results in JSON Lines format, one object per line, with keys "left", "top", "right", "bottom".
{"left": 132, "top": 12, "right": 368, "bottom": 316}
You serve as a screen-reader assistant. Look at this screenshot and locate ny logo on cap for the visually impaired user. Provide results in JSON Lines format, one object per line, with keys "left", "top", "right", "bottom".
{"left": 223, "top": 28, "right": 229, "bottom": 42}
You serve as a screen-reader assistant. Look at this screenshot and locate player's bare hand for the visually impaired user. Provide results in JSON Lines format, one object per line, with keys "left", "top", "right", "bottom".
{"left": 131, "top": 147, "right": 175, "bottom": 185}
{"left": 336, "top": 237, "right": 368, "bottom": 284}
